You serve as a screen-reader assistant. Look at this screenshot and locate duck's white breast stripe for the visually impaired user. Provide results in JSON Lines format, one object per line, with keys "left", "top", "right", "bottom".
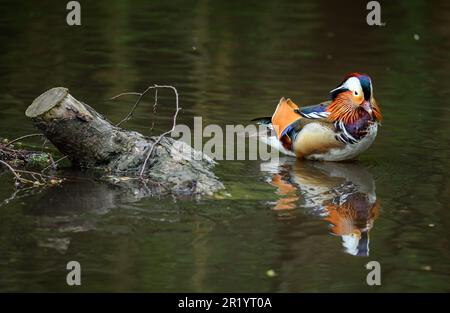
{"left": 339, "top": 120, "right": 357, "bottom": 142}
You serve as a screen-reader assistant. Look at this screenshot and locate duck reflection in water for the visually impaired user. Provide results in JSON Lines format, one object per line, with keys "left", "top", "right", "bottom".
{"left": 261, "top": 158, "right": 380, "bottom": 256}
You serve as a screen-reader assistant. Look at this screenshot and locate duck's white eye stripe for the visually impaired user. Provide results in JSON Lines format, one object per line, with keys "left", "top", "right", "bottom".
{"left": 343, "top": 77, "right": 362, "bottom": 94}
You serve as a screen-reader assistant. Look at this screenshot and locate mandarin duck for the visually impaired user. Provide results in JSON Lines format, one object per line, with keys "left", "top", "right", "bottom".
{"left": 253, "top": 73, "right": 382, "bottom": 161}
{"left": 261, "top": 158, "right": 379, "bottom": 256}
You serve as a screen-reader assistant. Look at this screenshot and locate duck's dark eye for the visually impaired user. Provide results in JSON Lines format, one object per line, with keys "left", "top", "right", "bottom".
{"left": 354, "top": 91, "right": 359, "bottom": 95}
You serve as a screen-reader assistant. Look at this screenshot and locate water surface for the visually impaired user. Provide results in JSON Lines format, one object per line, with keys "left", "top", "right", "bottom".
{"left": 0, "top": 0, "right": 449, "bottom": 292}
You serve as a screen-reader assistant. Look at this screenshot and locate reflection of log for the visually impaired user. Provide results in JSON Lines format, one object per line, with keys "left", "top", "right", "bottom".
{"left": 25, "top": 87, "right": 223, "bottom": 195}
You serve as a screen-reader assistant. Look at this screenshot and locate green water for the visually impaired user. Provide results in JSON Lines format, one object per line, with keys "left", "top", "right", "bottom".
{"left": 0, "top": 0, "right": 449, "bottom": 292}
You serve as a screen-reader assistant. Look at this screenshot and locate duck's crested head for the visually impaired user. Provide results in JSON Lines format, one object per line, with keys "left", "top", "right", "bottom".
{"left": 327, "top": 72, "right": 382, "bottom": 123}
{"left": 330, "top": 72, "right": 372, "bottom": 103}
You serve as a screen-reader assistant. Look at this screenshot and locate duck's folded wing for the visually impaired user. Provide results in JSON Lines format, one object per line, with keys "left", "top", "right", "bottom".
{"left": 296, "top": 101, "right": 331, "bottom": 119}
{"left": 252, "top": 98, "right": 337, "bottom": 153}
{"left": 279, "top": 117, "right": 330, "bottom": 140}
{"left": 277, "top": 100, "right": 335, "bottom": 140}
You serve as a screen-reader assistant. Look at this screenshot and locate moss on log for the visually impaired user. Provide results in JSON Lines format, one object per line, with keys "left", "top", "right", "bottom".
{"left": 0, "top": 138, "right": 51, "bottom": 169}
{"left": 25, "top": 87, "right": 224, "bottom": 196}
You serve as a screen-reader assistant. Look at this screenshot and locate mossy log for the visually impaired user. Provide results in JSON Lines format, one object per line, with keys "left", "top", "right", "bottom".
{"left": 25, "top": 87, "right": 223, "bottom": 196}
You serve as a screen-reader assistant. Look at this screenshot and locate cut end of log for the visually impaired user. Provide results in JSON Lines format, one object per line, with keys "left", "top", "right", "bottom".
{"left": 26, "top": 87, "right": 69, "bottom": 118}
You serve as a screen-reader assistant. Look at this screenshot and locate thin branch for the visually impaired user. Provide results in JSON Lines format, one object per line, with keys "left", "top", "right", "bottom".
{"left": 109, "top": 92, "right": 142, "bottom": 100}
{"left": 0, "top": 160, "right": 35, "bottom": 185}
{"left": 110, "top": 85, "right": 181, "bottom": 179}
{"left": 41, "top": 155, "right": 68, "bottom": 173}
{"left": 111, "top": 90, "right": 155, "bottom": 127}
{"left": 4, "top": 133, "right": 44, "bottom": 147}
{"left": 1, "top": 159, "right": 67, "bottom": 188}
{"left": 0, "top": 160, "right": 23, "bottom": 181}
{"left": 139, "top": 86, "right": 180, "bottom": 178}
{"left": 149, "top": 88, "right": 158, "bottom": 135}
{"left": 15, "top": 169, "right": 57, "bottom": 179}
{"left": 41, "top": 138, "right": 49, "bottom": 150}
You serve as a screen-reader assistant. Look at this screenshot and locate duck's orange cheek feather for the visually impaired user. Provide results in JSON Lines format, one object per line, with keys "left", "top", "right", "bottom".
{"left": 293, "top": 123, "right": 343, "bottom": 157}
{"left": 354, "top": 94, "right": 364, "bottom": 104}
{"left": 325, "top": 206, "right": 357, "bottom": 236}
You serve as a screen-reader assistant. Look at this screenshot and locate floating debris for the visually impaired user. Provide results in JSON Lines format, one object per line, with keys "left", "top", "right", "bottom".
{"left": 266, "top": 269, "right": 277, "bottom": 277}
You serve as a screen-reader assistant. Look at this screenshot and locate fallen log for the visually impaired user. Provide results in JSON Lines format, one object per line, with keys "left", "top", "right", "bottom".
{"left": 25, "top": 87, "right": 223, "bottom": 196}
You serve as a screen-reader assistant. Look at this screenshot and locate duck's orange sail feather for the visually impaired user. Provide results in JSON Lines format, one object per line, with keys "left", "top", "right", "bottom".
{"left": 271, "top": 97, "right": 301, "bottom": 139}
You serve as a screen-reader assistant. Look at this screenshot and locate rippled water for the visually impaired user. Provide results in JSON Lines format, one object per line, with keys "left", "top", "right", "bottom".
{"left": 0, "top": 0, "right": 449, "bottom": 292}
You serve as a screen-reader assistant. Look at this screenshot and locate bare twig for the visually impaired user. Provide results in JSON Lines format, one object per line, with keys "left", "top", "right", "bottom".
{"left": 110, "top": 92, "right": 141, "bottom": 100}
{"left": 4, "top": 133, "right": 44, "bottom": 147}
{"left": 149, "top": 88, "right": 158, "bottom": 135}
{"left": 0, "top": 160, "right": 24, "bottom": 181}
{"left": 0, "top": 160, "right": 35, "bottom": 185}
{"left": 1, "top": 158, "right": 66, "bottom": 188}
{"left": 15, "top": 169, "right": 57, "bottom": 180}
{"left": 110, "top": 85, "right": 181, "bottom": 178}
{"left": 41, "top": 155, "right": 68, "bottom": 173}
{"left": 111, "top": 90, "right": 153, "bottom": 127}
{"left": 139, "top": 86, "right": 180, "bottom": 178}
{"left": 41, "top": 138, "right": 49, "bottom": 150}
{"left": 1, "top": 137, "right": 68, "bottom": 192}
